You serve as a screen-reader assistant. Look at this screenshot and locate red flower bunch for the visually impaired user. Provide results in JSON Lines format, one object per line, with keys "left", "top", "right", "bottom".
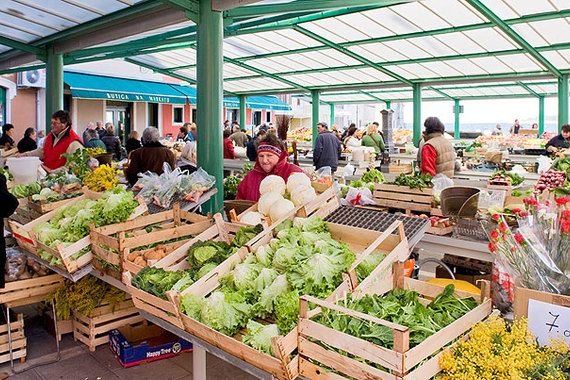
{"left": 523, "top": 197, "right": 538, "bottom": 206}
{"left": 490, "top": 230, "right": 499, "bottom": 240}
{"left": 556, "top": 197, "right": 570, "bottom": 206}
{"left": 514, "top": 233, "right": 524, "bottom": 244}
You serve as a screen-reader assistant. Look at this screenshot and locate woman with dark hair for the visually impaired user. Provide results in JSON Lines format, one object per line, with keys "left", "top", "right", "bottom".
{"left": 420, "top": 116, "right": 455, "bottom": 178}
{"left": 17, "top": 127, "right": 37, "bottom": 153}
{"left": 236, "top": 133, "right": 305, "bottom": 201}
{"left": 343, "top": 125, "right": 361, "bottom": 149}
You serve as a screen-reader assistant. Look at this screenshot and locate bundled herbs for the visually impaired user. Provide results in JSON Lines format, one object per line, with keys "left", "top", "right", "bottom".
{"left": 315, "top": 285, "right": 478, "bottom": 349}
{"left": 48, "top": 275, "right": 126, "bottom": 320}
{"left": 389, "top": 172, "right": 433, "bottom": 190}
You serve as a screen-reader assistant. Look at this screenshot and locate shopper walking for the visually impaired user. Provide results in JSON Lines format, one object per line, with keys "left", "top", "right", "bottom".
{"left": 125, "top": 127, "right": 175, "bottom": 185}
{"left": 125, "top": 131, "right": 142, "bottom": 155}
{"left": 84, "top": 129, "right": 106, "bottom": 149}
{"left": 223, "top": 129, "right": 236, "bottom": 159}
{"left": 313, "top": 122, "right": 342, "bottom": 173}
{"left": 361, "top": 122, "right": 385, "bottom": 154}
{"left": 343, "top": 125, "right": 361, "bottom": 149}
{"left": 230, "top": 123, "right": 248, "bottom": 148}
{"left": 0, "top": 124, "right": 15, "bottom": 148}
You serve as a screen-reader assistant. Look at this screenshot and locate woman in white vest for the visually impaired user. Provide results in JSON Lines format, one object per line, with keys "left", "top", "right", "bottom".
{"left": 420, "top": 117, "right": 455, "bottom": 178}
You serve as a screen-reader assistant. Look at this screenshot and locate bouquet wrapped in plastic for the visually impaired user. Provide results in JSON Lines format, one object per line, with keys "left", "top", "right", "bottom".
{"left": 487, "top": 197, "right": 570, "bottom": 295}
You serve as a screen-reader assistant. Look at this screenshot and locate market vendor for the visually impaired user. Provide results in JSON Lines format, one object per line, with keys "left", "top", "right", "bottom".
{"left": 20, "top": 110, "right": 83, "bottom": 171}
{"left": 236, "top": 133, "right": 304, "bottom": 201}
{"left": 125, "top": 127, "right": 176, "bottom": 186}
{"left": 545, "top": 124, "right": 570, "bottom": 155}
{"left": 420, "top": 116, "right": 455, "bottom": 178}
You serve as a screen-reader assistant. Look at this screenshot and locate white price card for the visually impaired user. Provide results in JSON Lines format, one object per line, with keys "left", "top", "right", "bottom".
{"left": 528, "top": 298, "right": 570, "bottom": 346}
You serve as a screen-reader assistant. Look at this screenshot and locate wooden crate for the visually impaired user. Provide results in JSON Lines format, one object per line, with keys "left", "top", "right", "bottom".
{"left": 427, "top": 225, "right": 454, "bottom": 236}
{"left": 90, "top": 203, "right": 212, "bottom": 279}
{"left": 9, "top": 198, "right": 43, "bottom": 227}
{"left": 73, "top": 298, "right": 144, "bottom": 352}
{"left": 27, "top": 191, "right": 82, "bottom": 214}
{"left": 124, "top": 213, "right": 262, "bottom": 329}
{"left": 172, "top": 219, "right": 406, "bottom": 380}
{"left": 514, "top": 286, "right": 570, "bottom": 318}
{"left": 373, "top": 184, "right": 434, "bottom": 214}
{"left": 298, "top": 263, "right": 492, "bottom": 380}
{"left": 9, "top": 192, "right": 147, "bottom": 274}
{"left": 1, "top": 147, "right": 17, "bottom": 157}
{"left": 44, "top": 311, "right": 73, "bottom": 342}
{"left": 0, "top": 274, "right": 64, "bottom": 306}
{"left": 389, "top": 164, "right": 413, "bottom": 174}
{"left": 0, "top": 313, "right": 26, "bottom": 364}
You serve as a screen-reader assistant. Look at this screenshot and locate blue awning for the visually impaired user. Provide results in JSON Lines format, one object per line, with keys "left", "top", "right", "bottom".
{"left": 64, "top": 71, "right": 291, "bottom": 111}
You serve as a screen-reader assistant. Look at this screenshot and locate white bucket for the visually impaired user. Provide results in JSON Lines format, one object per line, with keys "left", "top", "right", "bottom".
{"left": 6, "top": 157, "right": 41, "bottom": 184}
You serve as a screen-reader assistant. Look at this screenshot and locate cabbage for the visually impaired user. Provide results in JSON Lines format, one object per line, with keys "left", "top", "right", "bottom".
{"left": 199, "top": 291, "right": 253, "bottom": 336}
{"left": 292, "top": 216, "right": 329, "bottom": 233}
{"left": 253, "top": 268, "right": 279, "bottom": 295}
{"left": 254, "top": 245, "right": 274, "bottom": 267}
{"left": 256, "top": 275, "right": 289, "bottom": 317}
{"left": 221, "top": 256, "right": 262, "bottom": 294}
{"left": 274, "top": 291, "right": 300, "bottom": 334}
{"left": 286, "top": 172, "right": 311, "bottom": 193}
{"left": 243, "top": 321, "right": 280, "bottom": 355}
{"left": 259, "top": 175, "right": 286, "bottom": 195}
{"left": 195, "top": 262, "right": 218, "bottom": 280}
{"left": 269, "top": 198, "right": 295, "bottom": 222}
{"left": 239, "top": 211, "right": 263, "bottom": 226}
{"left": 258, "top": 192, "right": 283, "bottom": 216}
{"left": 290, "top": 186, "right": 317, "bottom": 206}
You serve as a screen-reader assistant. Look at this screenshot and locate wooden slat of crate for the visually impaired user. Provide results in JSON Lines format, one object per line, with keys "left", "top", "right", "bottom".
{"left": 373, "top": 184, "right": 433, "bottom": 213}
{"left": 73, "top": 300, "right": 144, "bottom": 352}
{"left": 0, "top": 274, "right": 64, "bottom": 305}
{"left": 0, "top": 314, "right": 26, "bottom": 364}
{"left": 27, "top": 193, "right": 81, "bottom": 214}
{"left": 514, "top": 287, "right": 570, "bottom": 318}
{"left": 298, "top": 263, "right": 492, "bottom": 379}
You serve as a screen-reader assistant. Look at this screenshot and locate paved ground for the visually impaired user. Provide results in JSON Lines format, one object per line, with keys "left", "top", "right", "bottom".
{"left": 0, "top": 314, "right": 256, "bottom": 380}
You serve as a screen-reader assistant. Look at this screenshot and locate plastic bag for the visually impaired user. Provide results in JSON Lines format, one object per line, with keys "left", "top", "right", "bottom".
{"left": 343, "top": 163, "right": 355, "bottom": 178}
{"left": 431, "top": 174, "right": 453, "bottom": 205}
{"left": 537, "top": 155, "right": 552, "bottom": 174}
{"left": 314, "top": 166, "right": 333, "bottom": 187}
{"left": 341, "top": 187, "right": 375, "bottom": 207}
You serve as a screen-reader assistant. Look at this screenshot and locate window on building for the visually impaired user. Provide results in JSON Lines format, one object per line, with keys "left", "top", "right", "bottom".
{"left": 173, "top": 106, "right": 183, "bottom": 124}
{"left": 266, "top": 111, "right": 271, "bottom": 123}
{"left": 191, "top": 108, "right": 197, "bottom": 123}
{"left": 148, "top": 103, "right": 158, "bottom": 128}
{"left": 253, "top": 111, "right": 262, "bottom": 126}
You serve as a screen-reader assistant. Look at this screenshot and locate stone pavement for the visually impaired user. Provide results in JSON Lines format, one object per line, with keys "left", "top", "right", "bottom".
{"left": 0, "top": 315, "right": 256, "bottom": 380}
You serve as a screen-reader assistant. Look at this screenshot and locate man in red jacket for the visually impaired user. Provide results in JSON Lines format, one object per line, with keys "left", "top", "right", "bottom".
{"left": 21, "top": 110, "right": 83, "bottom": 171}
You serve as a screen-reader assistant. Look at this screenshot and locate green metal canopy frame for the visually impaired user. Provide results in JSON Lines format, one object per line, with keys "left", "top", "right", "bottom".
{"left": 1, "top": 0, "right": 570, "bottom": 212}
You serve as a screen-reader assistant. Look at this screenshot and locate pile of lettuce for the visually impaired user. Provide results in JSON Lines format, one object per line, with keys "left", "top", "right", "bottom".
{"left": 131, "top": 267, "right": 194, "bottom": 299}
{"left": 32, "top": 188, "right": 139, "bottom": 262}
{"left": 179, "top": 216, "right": 359, "bottom": 356}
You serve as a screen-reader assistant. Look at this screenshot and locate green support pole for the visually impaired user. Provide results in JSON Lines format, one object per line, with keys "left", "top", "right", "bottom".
{"left": 413, "top": 83, "right": 422, "bottom": 147}
{"left": 385, "top": 101, "right": 391, "bottom": 110}
{"left": 454, "top": 99, "right": 460, "bottom": 140}
{"left": 45, "top": 45, "right": 63, "bottom": 132}
{"left": 559, "top": 74, "right": 569, "bottom": 131}
{"left": 239, "top": 94, "right": 246, "bottom": 130}
{"left": 329, "top": 103, "right": 335, "bottom": 127}
{"left": 539, "top": 96, "right": 545, "bottom": 135}
{"left": 311, "top": 90, "right": 320, "bottom": 147}
{"left": 197, "top": 0, "right": 223, "bottom": 214}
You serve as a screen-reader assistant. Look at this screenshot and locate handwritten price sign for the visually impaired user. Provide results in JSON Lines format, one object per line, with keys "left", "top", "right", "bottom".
{"left": 528, "top": 299, "right": 570, "bottom": 346}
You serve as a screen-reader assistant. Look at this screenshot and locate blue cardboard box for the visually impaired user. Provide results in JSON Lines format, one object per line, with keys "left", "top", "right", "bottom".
{"left": 109, "top": 324, "right": 192, "bottom": 367}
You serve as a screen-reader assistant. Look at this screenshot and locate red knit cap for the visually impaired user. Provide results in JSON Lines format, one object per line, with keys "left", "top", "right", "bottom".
{"left": 257, "top": 143, "right": 283, "bottom": 158}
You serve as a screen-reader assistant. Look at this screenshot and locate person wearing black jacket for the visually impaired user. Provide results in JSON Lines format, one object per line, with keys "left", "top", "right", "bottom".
{"left": 101, "top": 124, "right": 123, "bottom": 160}
{"left": 17, "top": 127, "right": 37, "bottom": 153}
{"left": 313, "top": 122, "right": 342, "bottom": 172}
{"left": 0, "top": 173, "right": 18, "bottom": 288}
{"left": 0, "top": 124, "right": 15, "bottom": 148}
{"left": 546, "top": 124, "right": 570, "bottom": 155}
